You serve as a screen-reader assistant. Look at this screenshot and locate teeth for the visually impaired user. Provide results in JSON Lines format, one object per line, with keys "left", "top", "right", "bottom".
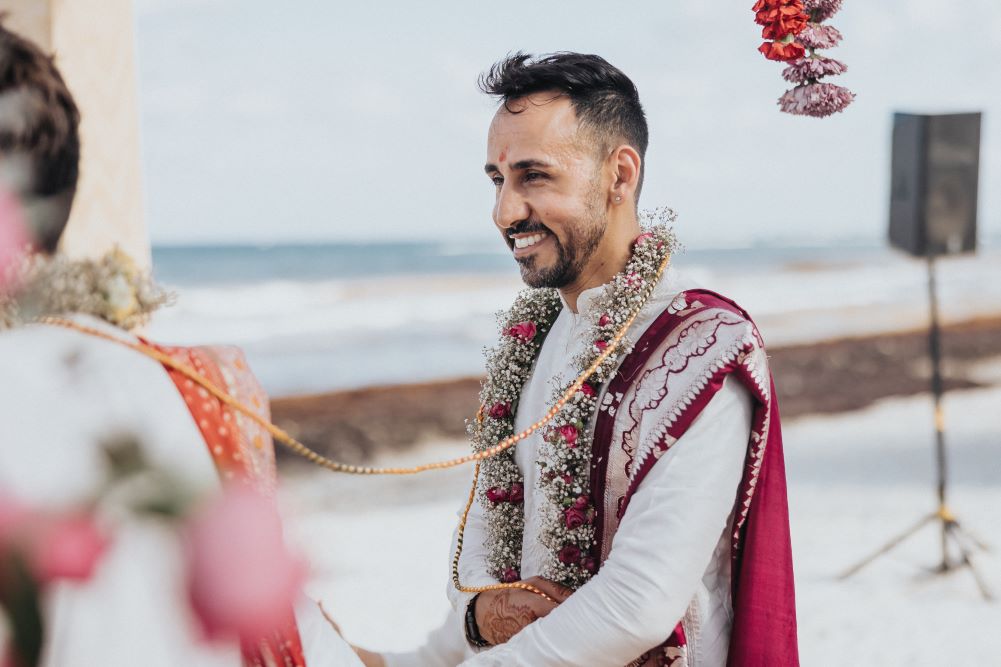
{"left": 514, "top": 233, "right": 547, "bottom": 249}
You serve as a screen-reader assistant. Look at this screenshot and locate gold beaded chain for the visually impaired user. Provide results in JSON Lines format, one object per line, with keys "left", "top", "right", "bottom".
{"left": 35, "top": 250, "right": 664, "bottom": 478}
{"left": 37, "top": 250, "right": 670, "bottom": 606}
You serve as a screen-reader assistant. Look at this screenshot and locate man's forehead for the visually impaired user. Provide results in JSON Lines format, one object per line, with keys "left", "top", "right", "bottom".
{"left": 487, "top": 94, "right": 583, "bottom": 161}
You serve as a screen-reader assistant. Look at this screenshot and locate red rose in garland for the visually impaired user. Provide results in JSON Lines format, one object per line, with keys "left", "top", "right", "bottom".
{"left": 506, "top": 321, "right": 537, "bottom": 343}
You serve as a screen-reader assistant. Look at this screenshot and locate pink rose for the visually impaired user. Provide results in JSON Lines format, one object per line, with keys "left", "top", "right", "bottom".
{"left": 558, "top": 545, "right": 581, "bottom": 565}
{"left": 598, "top": 313, "right": 611, "bottom": 327}
{"left": 582, "top": 556, "right": 598, "bottom": 574}
{"left": 558, "top": 425, "right": 579, "bottom": 448}
{"left": 579, "top": 383, "right": 596, "bottom": 398}
{"left": 561, "top": 473, "right": 573, "bottom": 484}
{"left": 508, "top": 483, "right": 525, "bottom": 504}
{"left": 635, "top": 232, "right": 654, "bottom": 247}
{"left": 488, "top": 402, "right": 511, "bottom": 420}
{"left": 0, "top": 493, "right": 28, "bottom": 542}
{"left": 501, "top": 568, "right": 520, "bottom": 583}
{"left": 31, "top": 514, "right": 109, "bottom": 583}
{"left": 564, "top": 507, "right": 587, "bottom": 530}
{"left": 486, "top": 487, "right": 510, "bottom": 504}
{"left": 185, "top": 485, "right": 306, "bottom": 642}
{"left": 573, "top": 496, "right": 588, "bottom": 510}
{"left": 594, "top": 340, "right": 608, "bottom": 352}
{"left": 506, "top": 321, "right": 537, "bottom": 343}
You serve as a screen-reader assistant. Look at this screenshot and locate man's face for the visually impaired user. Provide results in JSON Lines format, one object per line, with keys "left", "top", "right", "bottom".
{"left": 485, "top": 94, "right": 607, "bottom": 289}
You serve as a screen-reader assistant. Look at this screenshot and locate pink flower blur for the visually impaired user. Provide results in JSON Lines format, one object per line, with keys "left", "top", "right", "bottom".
{"left": 796, "top": 23, "right": 843, "bottom": 50}
{"left": 803, "top": 0, "right": 843, "bottom": 22}
{"left": 31, "top": 514, "right": 109, "bottom": 583}
{"left": 0, "top": 188, "right": 30, "bottom": 291}
{"left": 0, "top": 493, "right": 29, "bottom": 544}
{"left": 778, "top": 82, "right": 855, "bottom": 117}
{"left": 185, "top": 485, "right": 306, "bottom": 642}
{"left": 782, "top": 56, "right": 848, "bottom": 84}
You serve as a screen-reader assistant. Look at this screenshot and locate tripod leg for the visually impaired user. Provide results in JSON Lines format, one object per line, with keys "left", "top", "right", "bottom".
{"left": 950, "top": 519, "right": 991, "bottom": 553}
{"left": 947, "top": 524, "right": 995, "bottom": 601}
{"left": 839, "top": 512, "right": 938, "bottom": 580}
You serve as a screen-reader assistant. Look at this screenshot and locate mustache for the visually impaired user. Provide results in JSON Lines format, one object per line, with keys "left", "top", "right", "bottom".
{"left": 506, "top": 220, "right": 551, "bottom": 240}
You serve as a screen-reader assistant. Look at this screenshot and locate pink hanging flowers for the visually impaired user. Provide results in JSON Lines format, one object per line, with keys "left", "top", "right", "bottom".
{"left": 755, "top": 0, "right": 854, "bottom": 117}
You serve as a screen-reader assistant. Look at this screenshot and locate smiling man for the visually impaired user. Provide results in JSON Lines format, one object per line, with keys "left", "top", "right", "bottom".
{"left": 371, "top": 52, "right": 798, "bottom": 667}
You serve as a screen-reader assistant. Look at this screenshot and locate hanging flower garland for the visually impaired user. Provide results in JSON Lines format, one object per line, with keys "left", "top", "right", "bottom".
{"left": 754, "top": 0, "right": 855, "bottom": 117}
{"left": 469, "top": 217, "right": 679, "bottom": 590}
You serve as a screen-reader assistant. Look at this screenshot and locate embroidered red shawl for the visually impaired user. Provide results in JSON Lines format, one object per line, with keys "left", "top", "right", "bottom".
{"left": 590, "top": 289, "right": 798, "bottom": 667}
{"left": 150, "top": 342, "right": 308, "bottom": 667}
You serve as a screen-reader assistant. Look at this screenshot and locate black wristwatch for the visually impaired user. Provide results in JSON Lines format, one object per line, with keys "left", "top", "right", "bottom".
{"left": 464, "top": 593, "right": 491, "bottom": 648}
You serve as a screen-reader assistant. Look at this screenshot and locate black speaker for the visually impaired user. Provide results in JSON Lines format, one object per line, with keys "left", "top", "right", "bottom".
{"left": 888, "top": 112, "right": 981, "bottom": 257}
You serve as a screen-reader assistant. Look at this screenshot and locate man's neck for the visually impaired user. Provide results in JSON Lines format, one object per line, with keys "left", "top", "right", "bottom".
{"left": 559, "top": 217, "right": 640, "bottom": 313}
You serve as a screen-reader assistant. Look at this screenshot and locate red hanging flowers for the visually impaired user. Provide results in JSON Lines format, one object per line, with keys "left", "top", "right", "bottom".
{"left": 759, "top": 40, "right": 806, "bottom": 62}
{"left": 753, "top": 0, "right": 808, "bottom": 62}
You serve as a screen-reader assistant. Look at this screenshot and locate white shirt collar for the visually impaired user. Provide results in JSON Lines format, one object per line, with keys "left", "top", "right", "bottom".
{"left": 558, "top": 282, "right": 607, "bottom": 320}
{"left": 557, "top": 264, "right": 689, "bottom": 321}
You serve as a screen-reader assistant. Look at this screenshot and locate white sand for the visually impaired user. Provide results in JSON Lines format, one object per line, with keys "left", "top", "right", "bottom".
{"left": 281, "top": 375, "right": 1001, "bottom": 666}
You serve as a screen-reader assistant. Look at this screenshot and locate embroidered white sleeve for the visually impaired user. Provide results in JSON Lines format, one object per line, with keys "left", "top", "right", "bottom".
{"left": 458, "top": 377, "right": 753, "bottom": 667}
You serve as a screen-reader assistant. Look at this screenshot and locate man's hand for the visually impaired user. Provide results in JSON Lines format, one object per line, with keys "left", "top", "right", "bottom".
{"left": 474, "top": 577, "right": 573, "bottom": 646}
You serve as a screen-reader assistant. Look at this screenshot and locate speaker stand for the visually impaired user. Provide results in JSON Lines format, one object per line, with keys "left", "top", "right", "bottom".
{"left": 839, "top": 253, "right": 992, "bottom": 600}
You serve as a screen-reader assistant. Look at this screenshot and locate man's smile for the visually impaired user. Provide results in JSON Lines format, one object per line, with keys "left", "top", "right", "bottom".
{"left": 510, "top": 231, "right": 554, "bottom": 259}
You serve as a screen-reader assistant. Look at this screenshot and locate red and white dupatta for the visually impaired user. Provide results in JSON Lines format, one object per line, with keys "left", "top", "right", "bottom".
{"left": 590, "top": 289, "right": 798, "bottom": 667}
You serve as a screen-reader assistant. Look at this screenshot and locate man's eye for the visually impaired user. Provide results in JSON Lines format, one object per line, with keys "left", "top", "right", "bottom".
{"left": 524, "top": 171, "right": 546, "bottom": 182}
{"left": 491, "top": 176, "right": 503, "bottom": 187}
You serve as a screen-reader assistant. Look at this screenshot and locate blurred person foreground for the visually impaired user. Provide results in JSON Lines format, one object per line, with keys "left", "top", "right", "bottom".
{"left": 0, "top": 20, "right": 361, "bottom": 667}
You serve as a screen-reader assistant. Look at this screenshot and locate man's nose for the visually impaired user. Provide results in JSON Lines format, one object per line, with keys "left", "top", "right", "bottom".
{"left": 493, "top": 182, "right": 531, "bottom": 231}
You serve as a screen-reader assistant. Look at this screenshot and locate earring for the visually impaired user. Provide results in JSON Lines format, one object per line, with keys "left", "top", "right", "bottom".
{"left": 614, "top": 195, "right": 622, "bottom": 202}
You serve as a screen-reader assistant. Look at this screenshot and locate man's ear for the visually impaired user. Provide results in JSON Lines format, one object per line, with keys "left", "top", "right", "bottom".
{"left": 608, "top": 144, "right": 641, "bottom": 205}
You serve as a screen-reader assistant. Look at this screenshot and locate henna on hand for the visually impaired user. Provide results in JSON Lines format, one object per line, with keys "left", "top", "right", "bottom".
{"left": 480, "top": 590, "right": 542, "bottom": 645}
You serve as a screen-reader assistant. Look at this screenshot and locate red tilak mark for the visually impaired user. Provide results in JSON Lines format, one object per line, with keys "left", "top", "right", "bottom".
{"left": 498, "top": 149, "right": 508, "bottom": 162}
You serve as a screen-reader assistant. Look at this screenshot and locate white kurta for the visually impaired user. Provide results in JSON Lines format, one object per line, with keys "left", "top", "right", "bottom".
{"left": 0, "top": 315, "right": 361, "bottom": 667}
{"left": 386, "top": 267, "right": 753, "bottom": 667}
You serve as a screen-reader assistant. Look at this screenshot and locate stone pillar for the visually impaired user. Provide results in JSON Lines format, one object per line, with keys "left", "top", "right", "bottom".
{"left": 0, "top": 0, "right": 150, "bottom": 268}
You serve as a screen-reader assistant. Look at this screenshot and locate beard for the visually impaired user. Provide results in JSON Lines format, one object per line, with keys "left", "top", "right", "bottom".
{"left": 513, "top": 189, "right": 606, "bottom": 289}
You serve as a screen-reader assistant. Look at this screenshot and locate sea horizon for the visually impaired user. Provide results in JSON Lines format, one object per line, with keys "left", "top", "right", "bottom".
{"left": 146, "top": 238, "right": 1001, "bottom": 398}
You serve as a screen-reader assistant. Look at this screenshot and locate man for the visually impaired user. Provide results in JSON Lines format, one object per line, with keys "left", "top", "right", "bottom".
{"left": 0, "top": 21, "right": 361, "bottom": 667}
{"left": 376, "top": 53, "right": 798, "bottom": 666}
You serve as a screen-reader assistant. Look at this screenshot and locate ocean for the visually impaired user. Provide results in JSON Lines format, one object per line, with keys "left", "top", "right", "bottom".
{"left": 148, "top": 238, "right": 1001, "bottom": 397}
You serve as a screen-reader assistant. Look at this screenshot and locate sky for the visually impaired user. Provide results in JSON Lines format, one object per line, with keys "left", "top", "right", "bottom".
{"left": 134, "top": 0, "right": 1001, "bottom": 249}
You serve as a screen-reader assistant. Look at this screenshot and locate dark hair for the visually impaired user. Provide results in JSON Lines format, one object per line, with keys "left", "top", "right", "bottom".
{"left": 0, "top": 17, "right": 81, "bottom": 253}
{"left": 479, "top": 52, "right": 649, "bottom": 199}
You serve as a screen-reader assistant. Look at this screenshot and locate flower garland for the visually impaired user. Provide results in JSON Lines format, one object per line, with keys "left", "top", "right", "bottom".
{"left": 0, "top": 247, "right": 171, "bottom": 331}
{"left": 469, "top": 215, "right": 679, "bottom": 590}
{"left": 754, "top": 0, "right": 855, "bottom": 117}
